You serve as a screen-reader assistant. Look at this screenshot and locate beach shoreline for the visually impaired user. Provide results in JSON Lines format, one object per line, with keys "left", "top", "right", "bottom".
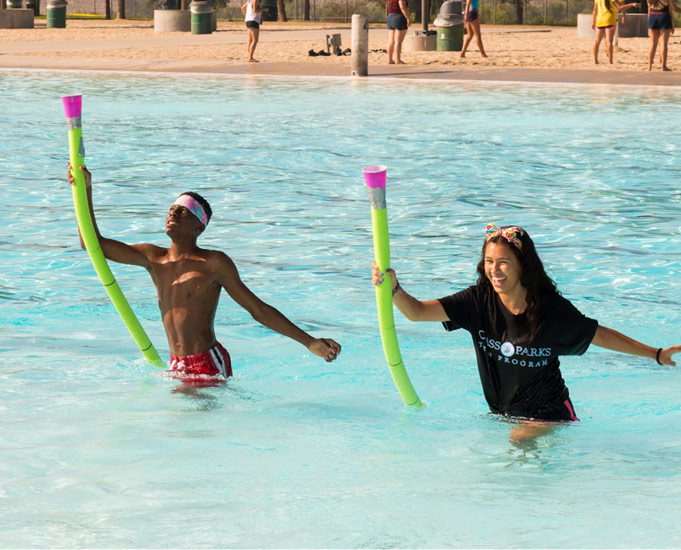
{"left": 2, "top": 19, "right": 681, "bottom": 86}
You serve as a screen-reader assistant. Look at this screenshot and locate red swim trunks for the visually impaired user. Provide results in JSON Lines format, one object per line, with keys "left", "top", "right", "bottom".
{"left": 169, "top": 342, "right": 232, "bottom": 380}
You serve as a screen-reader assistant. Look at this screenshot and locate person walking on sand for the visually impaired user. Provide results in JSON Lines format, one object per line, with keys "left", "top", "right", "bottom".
{"left": 67, "top": 164, "right": 341, "bottom": 383}
{"left": 372, "top": 224, "right": 681, "bottom": 441}
{"left": 592, "top": 0, "right": 638, "bottom": 64}
{"left": 646, "top": 0, "right": 681, "bottom": 70}
{"left": 242, "top": 0, "right": 268, "bottom": 63}
{"left": 460, "top": 0, "right": 487, "bottom": 58}
{"left": 386, "top": 0, "right": 410, "bottom": 64}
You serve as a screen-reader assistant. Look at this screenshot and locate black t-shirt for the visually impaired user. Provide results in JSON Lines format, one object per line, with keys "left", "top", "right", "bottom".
{"left": 439, "top": 285, "right": 598, "bottom": 418}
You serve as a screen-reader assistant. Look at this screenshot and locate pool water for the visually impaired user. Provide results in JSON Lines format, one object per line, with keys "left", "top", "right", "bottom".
{"left": 1, "top": 70, "right": 680, "bottom": 548}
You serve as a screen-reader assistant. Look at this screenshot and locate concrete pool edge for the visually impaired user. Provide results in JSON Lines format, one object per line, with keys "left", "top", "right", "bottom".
{"left": 3, "top": 57, "right": 681, "bottom": 88}
{"left": 0, "top": 60, "right": 681, "bottom": 88}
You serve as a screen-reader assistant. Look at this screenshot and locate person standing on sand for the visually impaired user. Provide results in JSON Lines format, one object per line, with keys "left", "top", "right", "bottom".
{"left": 386, "top": 0, "right": 410, "bottom": 64}
{"left": 242, "top": 0, "right": 268, "bottom": 63}
{"left": 67, "top": 164, "right": 341, "bottom": 383}
{"left": 591, "top": 0, "right": 638, "bottom": 64}
{"left": 460, "top": 0, "right": 487, "bottom": 59}
{"left": 646, "top": 0, "right": 681, "bottom": 70}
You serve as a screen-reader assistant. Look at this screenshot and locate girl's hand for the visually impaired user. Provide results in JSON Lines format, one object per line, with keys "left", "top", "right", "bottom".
{"left": 658, "top": 345, "right": 681, "bottom": 366}
{"left": 371, "top": 262, "right": 398, "bottom": 291}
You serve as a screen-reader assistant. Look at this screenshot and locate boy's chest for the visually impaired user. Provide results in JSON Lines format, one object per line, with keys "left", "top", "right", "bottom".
{"left": 154, "top": 261, "right": 217, "bottom": 302}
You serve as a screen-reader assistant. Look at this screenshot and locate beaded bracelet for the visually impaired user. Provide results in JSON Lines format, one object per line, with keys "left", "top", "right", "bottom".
{"left": 392, "top": 282, "right": 401, "bottom": 296}
{"left": 656, "top": 348, "right": 663, "bottom": 365}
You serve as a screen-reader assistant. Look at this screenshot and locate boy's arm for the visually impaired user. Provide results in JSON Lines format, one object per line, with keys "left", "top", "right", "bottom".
{"left": 68, "top": 164, "right": 154, "bottom": 269}
{"left": 213, "top": 252, "right": 341, "bottom": 362}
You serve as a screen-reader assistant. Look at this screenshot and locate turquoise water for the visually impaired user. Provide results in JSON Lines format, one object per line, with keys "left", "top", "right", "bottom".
{"left": 2, "top": 70, "right": 681, "bottom": 548}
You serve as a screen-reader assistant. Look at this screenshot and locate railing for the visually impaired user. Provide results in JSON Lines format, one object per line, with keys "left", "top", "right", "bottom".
{"left": 51, "top": 0, "right": 639, "bottom": 24}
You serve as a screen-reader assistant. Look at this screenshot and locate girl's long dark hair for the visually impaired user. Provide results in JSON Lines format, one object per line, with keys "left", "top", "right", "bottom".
{"left": 476, "top": 228, "right": 558, "bottom": 341}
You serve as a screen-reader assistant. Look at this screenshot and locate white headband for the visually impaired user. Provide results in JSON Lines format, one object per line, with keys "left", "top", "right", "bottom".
{"left": 174, "top": 194, "right": 208, "bottom": 227}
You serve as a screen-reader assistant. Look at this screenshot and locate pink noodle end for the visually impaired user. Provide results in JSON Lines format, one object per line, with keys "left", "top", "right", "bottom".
{"left": 62, "top": 95, "right": 82, "bottom": 118}
{"left": 363, "top": 165, "right": 387, "bottom": 189}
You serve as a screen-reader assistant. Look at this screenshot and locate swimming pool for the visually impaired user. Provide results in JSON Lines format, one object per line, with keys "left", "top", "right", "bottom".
{"left": 2, "top": 70, "right": 680, "bottom": 547}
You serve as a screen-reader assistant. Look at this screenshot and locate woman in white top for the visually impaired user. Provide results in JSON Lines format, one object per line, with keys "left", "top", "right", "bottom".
{"left": 242, "top": 0, "right": 268, "bottom": 63}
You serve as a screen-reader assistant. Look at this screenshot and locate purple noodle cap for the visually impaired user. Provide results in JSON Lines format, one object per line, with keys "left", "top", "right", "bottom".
{"left": 62, "top": 95, "right": 82, "bottom": 119}
{"left": 363, "top": 165, "right": 387, "bottom": 189}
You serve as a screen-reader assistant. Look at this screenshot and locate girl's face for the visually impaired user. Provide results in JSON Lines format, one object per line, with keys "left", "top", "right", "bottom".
{"left": 484, "top": 241, "right": 523, "bottom": 297}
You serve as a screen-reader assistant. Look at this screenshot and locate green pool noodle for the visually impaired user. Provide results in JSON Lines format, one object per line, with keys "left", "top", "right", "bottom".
{"left": 63, "top": 95, "right": 165, "bottom": 368}
{"left": 364, "top": 165, "right": 422, "bottom": 407}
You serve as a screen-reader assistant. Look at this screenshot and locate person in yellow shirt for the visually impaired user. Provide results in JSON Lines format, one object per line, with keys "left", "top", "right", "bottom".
{"left": 591, "top": 0, "right": 639, "bottom": 64}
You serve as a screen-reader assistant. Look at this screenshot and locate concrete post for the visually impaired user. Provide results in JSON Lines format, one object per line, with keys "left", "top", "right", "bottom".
{"left": 154, "top": 8, "right": 190, "bottom": 31}
{"left": 351, "top": 13, "right": 368, "bottom": 77}
{"left": 0, "top": 7, "right": 34, "bottom": 26}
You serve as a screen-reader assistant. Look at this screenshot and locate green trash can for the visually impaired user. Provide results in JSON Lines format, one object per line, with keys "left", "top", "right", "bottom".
{"left": 46, "top": 0, "right": 68, "bottom": 28}
{"left": 190, "top": 0, "right": 213, "bottom": 34}
{"left": 436, "top": 24, "right": 463, "bottom": 51}
{"left": 261, "top": 0, "right": 277, "bottom": 21}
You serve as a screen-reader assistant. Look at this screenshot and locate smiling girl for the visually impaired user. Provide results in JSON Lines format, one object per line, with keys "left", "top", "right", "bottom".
{"left": 372, "top": 224, "right": 680, "bottom": 438}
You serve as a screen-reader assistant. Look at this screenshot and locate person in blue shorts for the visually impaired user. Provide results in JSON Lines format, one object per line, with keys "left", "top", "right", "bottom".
{"left": 646, "top": 0, "right": 681, "bottom": 70}
{"left": 386, "top": 0, "right": 410, "bottom": 64}
{"left": 461, "top": 0, "right": 487, "bottom": 58}
{"left": 372, "top": 224, "right": 681, "bottom": 440}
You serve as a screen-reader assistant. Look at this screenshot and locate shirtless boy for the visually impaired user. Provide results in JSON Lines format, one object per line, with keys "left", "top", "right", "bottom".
{"left": 67, "top": 165, "right": 341, "bottom": 379}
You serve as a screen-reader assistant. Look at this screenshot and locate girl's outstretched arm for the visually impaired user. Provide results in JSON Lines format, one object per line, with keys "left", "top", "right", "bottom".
{"left": 613, "top": 1, "right": 639, "bottom": 9}
{"left": 372, "top": 263, "right": 449, "bottom": 322}
{"left": 592, "top": 325, "right": 681, "bottom": 366}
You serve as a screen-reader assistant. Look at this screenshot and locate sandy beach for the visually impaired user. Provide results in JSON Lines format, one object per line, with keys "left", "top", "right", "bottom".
{"left": 2, "top": 18, "right": 681, "bottom": 85}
